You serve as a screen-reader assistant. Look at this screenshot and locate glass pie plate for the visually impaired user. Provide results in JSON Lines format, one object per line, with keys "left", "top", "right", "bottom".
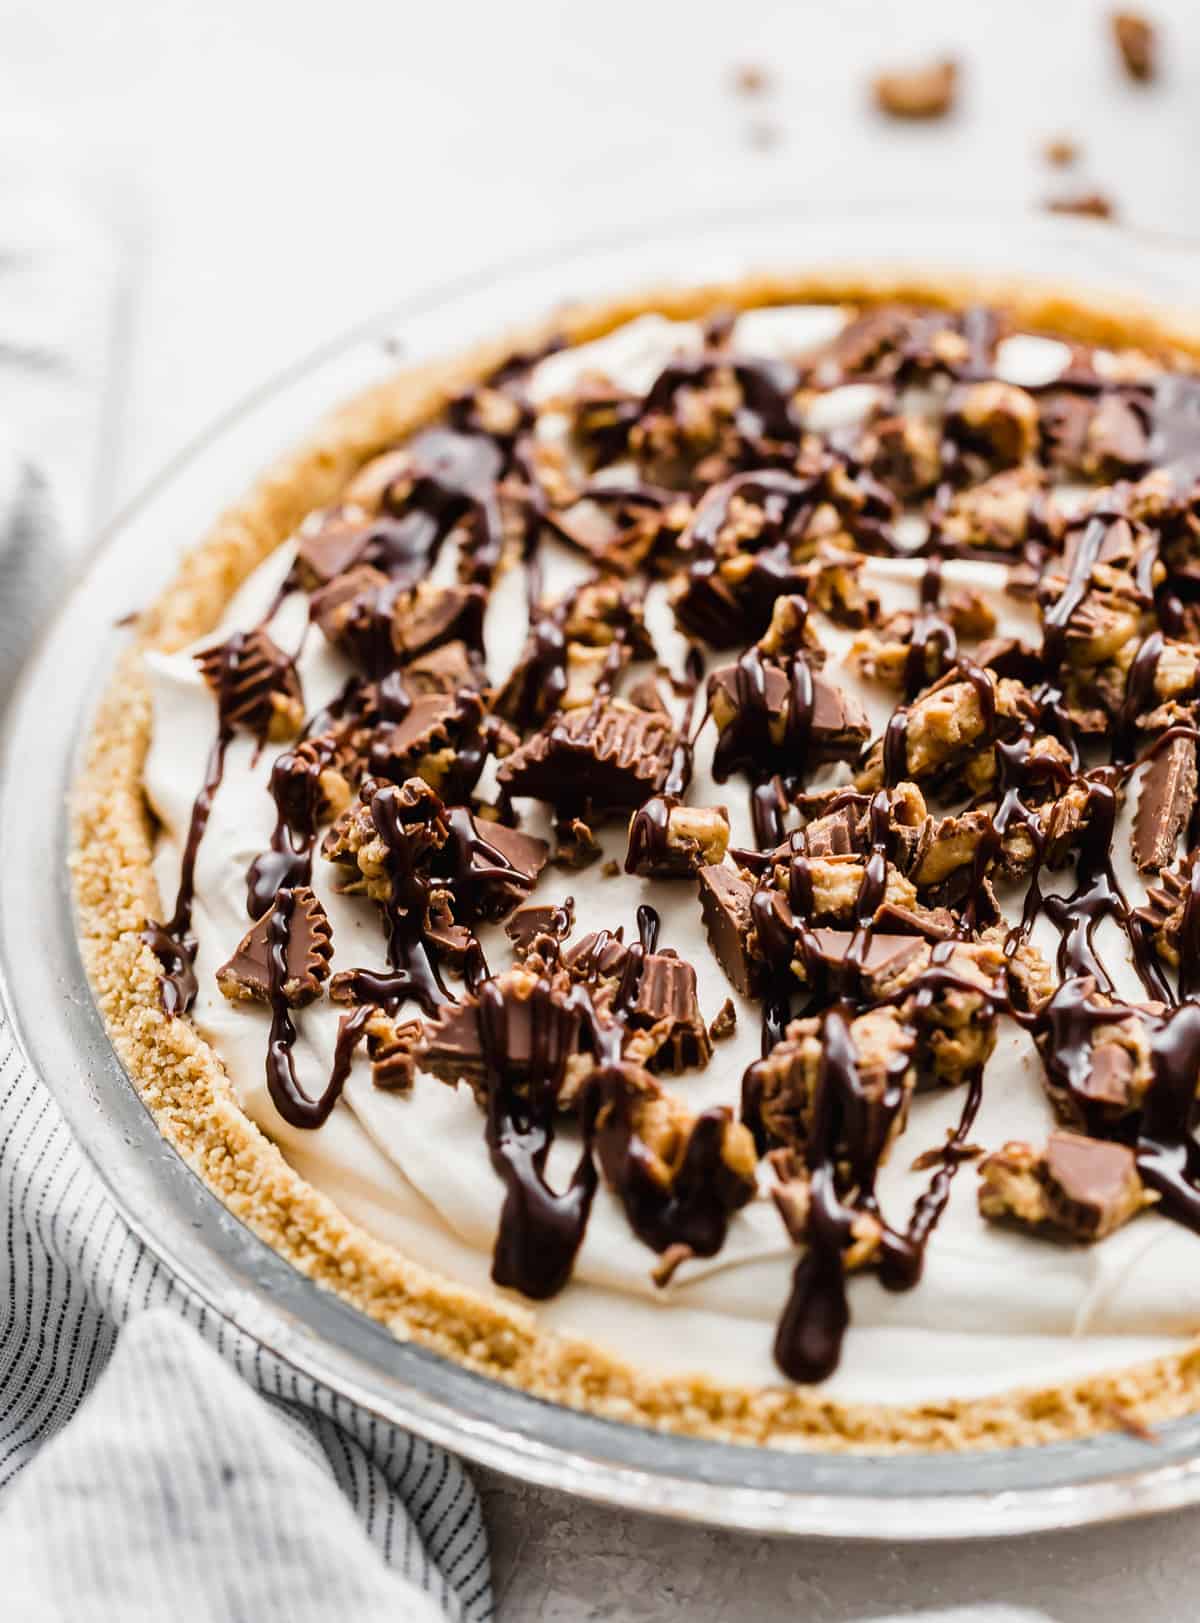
{"left": 9, "top": 204, "right": 1200, "bottom": 1540}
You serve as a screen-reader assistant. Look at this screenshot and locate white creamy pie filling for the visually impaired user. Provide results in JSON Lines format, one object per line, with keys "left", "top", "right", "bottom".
{"left": 142, "top": 310, "right": 1200, "bottom": 1405}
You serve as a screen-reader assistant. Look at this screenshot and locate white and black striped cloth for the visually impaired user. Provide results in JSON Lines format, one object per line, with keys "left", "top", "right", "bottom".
{"left": 0, "top": 1011, "right": 492, "bottom": 1621}
{"left": 0, "top": 194, "right": 490, "bottom": 1618}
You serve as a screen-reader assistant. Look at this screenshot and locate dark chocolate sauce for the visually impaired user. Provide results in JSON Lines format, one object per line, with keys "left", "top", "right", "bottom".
{"left": 903, "top": 554, "right": 956, "bottom": 698}
{"left": 624, "top": 643, "right": 706, "bottom": 872}
{"left": 479, "top": 977, "right": 598, "bottom": 1298}
{"left": 264, "top": 887, "right": 362, "bottom": 1128}
{"left": 143, "top": 632, "right": 274, "bottom": 1013}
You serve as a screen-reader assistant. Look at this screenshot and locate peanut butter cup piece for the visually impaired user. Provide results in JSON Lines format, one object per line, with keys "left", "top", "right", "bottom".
{"left": 403, "top": 640, "right": 477, "bottom": 695}
{"left": 561, "top": 927, "right": 630, "bottom": 982}
{"left": 444, "top": 806, "right": 549, "bottom": 921}
{"left": 707, "top": 661, "right": 870, "bottom": 777}
{"left": 979, "top": 1132, "right": 1151, "bottom": 1241}
{"left": 629, "top": 952, "right": 713, "bottom": 1073}
{"left": 1133, "top": 735, "right": 1197, "bottom": 872}
{"left": 364, "top": 1013, "right": 424, "bottom": 1091}
{"left": 367, "top": 690, "right": 491, "bottom": 792}
{"left": 294, "top": 506, "right": 373, "bottom": 586}
{"left": 589, "top": 1063, "right": 757, "bottom": 1256}
{"left": 216, "top": 886, "right": 332, "bottom": 1007}
{"left": 309, "top": 565, "right": 398, "bottom": 672}
{"left": 1136, "top": 856, "right": 1198, "bottom": 965}
{"left": 323, "top": 776, "right": 448, "bottom": 900}
{"left": 420, "top": 968, "right": 587, "bottom": 1099}
{"left": 196, "top": 628, "right": 303, "bottom": 742}
{"left": 743, "top": 1006, "right": 915, "bottom": 1156}
{"left": 497, "top": 701, "right": 676, "bottom": 814}
{"left": 697, "top": 863, "right": 758, "bottom": 995}
{"left": 625, "top": 800, "right": 730, "bottom": 878}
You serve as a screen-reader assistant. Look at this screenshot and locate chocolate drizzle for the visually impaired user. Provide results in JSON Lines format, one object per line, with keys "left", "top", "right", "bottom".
{"left": 478, "top": 977, "right": 598, "bottom": 1298}
{"left": 144, "top": 630, "right": 285, "bottom": 1013}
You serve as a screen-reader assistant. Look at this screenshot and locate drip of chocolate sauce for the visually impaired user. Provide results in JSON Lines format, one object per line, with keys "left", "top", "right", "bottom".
{"left": 623, "top": 643, "right": 706, "bottom": 872}
{"left": 478, "top": 977, "right": 598, "bottom": 1298}
{"left": 143, "top": 632, "right": 273, "bottom": 1013}
{"left": 903, "top": 555, "right": 956, "bottom": 698}
{"left": 264, "top": 887, "right": 364, "bottom": 1128}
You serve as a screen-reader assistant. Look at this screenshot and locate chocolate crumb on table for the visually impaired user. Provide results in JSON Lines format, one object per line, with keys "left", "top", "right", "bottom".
{"left": 1111, "top": 10, "right": 1157, "bottom": 82}
{"left": 1045, "top": 192, "right": 1117, "bottom": 220}
{"left": 872, "top": 57, "right": 958, "bottom": 120}
{"left": 731, "top": 63, "right": 770, "bottom": 96}
{"left": 1042, "top": 135, "right": 1080, "bottom": 167}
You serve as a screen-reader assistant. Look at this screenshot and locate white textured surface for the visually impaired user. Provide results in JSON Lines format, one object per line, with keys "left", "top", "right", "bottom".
{"left": 12, "top": 0, "right": 1200, "bottom": 1615}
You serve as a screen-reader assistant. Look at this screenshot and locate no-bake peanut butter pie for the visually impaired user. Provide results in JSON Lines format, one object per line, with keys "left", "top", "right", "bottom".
{"left": 73, "top": 274, "right": 1200, "bottom": 1450}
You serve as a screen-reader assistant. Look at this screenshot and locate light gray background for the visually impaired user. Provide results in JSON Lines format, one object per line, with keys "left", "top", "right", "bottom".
{"left": 7, "top": 1, "right": 1200, "bottom": 1615}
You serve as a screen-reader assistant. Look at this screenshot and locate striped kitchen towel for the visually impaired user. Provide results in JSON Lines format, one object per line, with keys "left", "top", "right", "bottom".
{"left": 0, "top": 1011, "right": 492, "bottom": 1621}
{"left": 0, "top": 184, "right": 491, "bottom": 1621}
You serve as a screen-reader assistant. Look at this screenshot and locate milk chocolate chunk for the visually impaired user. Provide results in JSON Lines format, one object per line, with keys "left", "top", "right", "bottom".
{"left": 410, "top": 886, "right": 468, "bottom": 968}
{"left": 420, "top": 969, "right": 586, "bottom": 1097}
{"left": 496, "top": 701, "right": 676, "bottom": 814}
{"left": 803, "top": 928, "right": 927, "bottom": 987}
{"left": 196, "top": 629, "right": 303, "bottom": 742}
{"left": 1133, "top": 735, "right": 1197, "bottom": 871}
{"left": 364, "top": 1013, "right": 424, "bottom": 1091}
{"left": 629, "top": 953, "right": 713, "bottom": 1073}
{"left": 978, "top": 1132, "right": 1150, "bottom": 1241}
{"left": 216, "top": 886, "right": 332, "bottom": 1007}
{"left": 871, "top": 899, "right": 957, "bottom": 940}
{"left": 697, "top": 863, "right": 757, "bottom": 995}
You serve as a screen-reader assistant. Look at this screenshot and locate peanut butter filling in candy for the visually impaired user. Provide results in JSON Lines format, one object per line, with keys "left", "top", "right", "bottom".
{"left": 73, "top": 277, "right": 1200, "bottom": 1449}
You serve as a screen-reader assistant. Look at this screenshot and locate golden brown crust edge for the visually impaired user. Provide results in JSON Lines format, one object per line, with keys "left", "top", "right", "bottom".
{"left": 70, "top": 267, "right": 1200, "bottom": 1452}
